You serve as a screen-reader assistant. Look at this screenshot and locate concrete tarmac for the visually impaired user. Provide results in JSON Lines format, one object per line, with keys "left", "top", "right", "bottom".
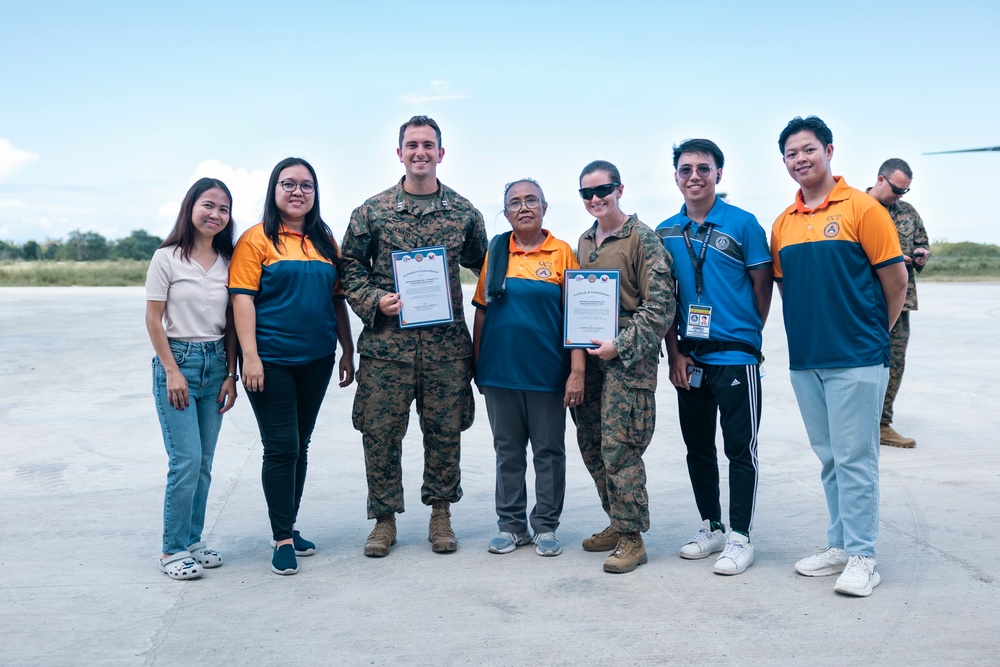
{"left": 1, "top": 283, "right": 998, "bottom": 666}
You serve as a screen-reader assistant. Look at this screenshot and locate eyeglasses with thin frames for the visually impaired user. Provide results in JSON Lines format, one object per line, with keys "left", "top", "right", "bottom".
{"left": 280, "top": 180, "right": 315, "bottom": 194}
{"left": 506, "top": 197, "right": 542, "bottom": 212}
{"left": 676, "top": 165, "right": 715, "bottom": 179}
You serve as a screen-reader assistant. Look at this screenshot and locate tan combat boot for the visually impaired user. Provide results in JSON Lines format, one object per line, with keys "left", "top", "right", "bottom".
{"left": 364, "top": 514, "right": 396, "bottom": 557}
{"left": 582, "top": 525, "right": 619, "bottom": 552}
{"left": 880, "top": 424, "right": 916, "bottom": 448}
{"left": 603, "top": 532, "right": 647, "bottom": 573}
{"left": 428, "top": 500, "right": 458, "bottom": 553}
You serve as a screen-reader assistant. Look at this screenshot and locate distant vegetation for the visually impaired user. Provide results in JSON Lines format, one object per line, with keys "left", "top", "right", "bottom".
{"left": 0, "top": 260, "right": 149, "bottom": 286}
{"left": 0, "top": 229, "right": 163, "bottom": 262}
{"left": 0, "top": 231, "right": 996, "bottom": 286}
{"left": 922, "top": 241, "right": 1000, "bottom": 279}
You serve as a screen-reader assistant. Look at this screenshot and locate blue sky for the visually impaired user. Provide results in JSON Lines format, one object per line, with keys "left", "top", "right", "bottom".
{"left": 2, "top": 0, "right": 998, "bottom": 246}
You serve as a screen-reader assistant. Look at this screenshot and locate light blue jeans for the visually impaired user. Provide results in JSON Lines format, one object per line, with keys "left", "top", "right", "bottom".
{"left": 790, "top": 364, "right": 888, "bottom": 557}
{"left": 153, "top": 339, "right": 227, "bottom": 555}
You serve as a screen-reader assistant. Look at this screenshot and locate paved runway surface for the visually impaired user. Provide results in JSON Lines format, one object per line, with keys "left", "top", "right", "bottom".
{"left": 1, "top": 283, "right": 998, "bottom": 665}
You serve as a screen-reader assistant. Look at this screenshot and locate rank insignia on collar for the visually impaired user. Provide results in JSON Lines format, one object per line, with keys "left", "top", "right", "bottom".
{"left": 396, "top": 201, "right": 404, "bottom": 210}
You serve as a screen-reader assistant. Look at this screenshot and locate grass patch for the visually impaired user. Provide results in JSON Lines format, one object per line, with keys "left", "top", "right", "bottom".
{"left": 919, "top": 242, "right": 1000, "bottom": 280}
{"left": 2, "top": 257, "right": 994, "bottom": 287}
{"left": 918, "top": 257, "right": 1000, "bottom": 280}
{"left": 0, "top": 260, "right": 149, "bottom": 286}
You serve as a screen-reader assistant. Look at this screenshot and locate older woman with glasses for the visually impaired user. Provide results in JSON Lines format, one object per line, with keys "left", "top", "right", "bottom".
{"left": 472, "top": 178, "right": 584, "bottom": 557}
{"left": 573, "top": 160, "right": 675, "bottom": 573}
{"left": 230, "top": 157, "right": 355, "bottom": 576}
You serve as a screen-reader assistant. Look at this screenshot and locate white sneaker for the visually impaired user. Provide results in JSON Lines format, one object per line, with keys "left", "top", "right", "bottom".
{"left": 834, "top": 556, "right": 881, "bottom": 597}
{"left": 679, "top": 521, "right": 727, "bottom": 560}
{"left": 713, "top": 532, "right": 754, "bottom": 575}
{"left": 794, "top": 546, "right": 848, "bottom": 577}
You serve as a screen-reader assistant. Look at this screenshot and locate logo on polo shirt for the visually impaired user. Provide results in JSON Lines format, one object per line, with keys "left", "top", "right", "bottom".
{"left": 715, "top": 237, "right": 730, "bottom": 250}
{"left": 536, "top": 267, "right": 552, "bottom": 278}
{"left": 824, "top": 221, "right": 840, "bottom": 237}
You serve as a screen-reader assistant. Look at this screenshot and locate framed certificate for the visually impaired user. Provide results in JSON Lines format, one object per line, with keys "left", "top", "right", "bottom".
{"left": 563, "top": 269, "right": 620, "bottom": 348}
{"left": 391, "top": 246, "right": 454, "bottom": 329}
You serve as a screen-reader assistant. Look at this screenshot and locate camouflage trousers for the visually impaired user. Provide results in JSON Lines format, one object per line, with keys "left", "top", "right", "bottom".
{"left": 882, "top": 311, "right": 910, "bottom": 426}
{"left": 574, "top": 354, "right": 657, "bottom": 533}
{"left": 352, "top": 355, "right": 475, "bottom": 519}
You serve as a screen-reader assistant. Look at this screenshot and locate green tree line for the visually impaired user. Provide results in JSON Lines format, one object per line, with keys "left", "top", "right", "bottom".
{"left": 1, "top": 232, "right": 997, "bottom": 279}
{"left": 0, "top": 229, "right": 163, "bottom": 261}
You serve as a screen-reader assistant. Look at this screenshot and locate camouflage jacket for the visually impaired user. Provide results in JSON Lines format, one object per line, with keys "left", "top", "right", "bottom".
{"left": 577, "top": 215, "right": 675, "bottom": 369}
{"left": 341, "top": 179, "right": 488, "bottom": 362}
{"left": 886, "top": 200, "right": 929, "bottom": 311}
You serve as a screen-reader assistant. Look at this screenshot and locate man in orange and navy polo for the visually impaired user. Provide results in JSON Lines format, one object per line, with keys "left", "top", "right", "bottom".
{"left": 771, "top": 116, "right": 907, "bottom": 598}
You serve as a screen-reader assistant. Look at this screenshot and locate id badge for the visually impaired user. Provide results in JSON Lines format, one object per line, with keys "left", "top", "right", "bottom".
{"left": 686, "top": 304, "right": 712, "bottom": 339}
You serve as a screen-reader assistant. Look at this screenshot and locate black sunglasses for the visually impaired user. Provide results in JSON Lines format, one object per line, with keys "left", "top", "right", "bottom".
{"left": 882, "top": 175, "right": 910, "bottom": 196}
{"left": 579, "top": 182, "right": 620, "bottom": 200}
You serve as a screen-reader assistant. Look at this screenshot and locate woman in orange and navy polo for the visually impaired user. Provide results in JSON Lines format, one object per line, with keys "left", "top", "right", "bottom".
{"left": 230, "top": 157, "right": 355, "bottom": 576}
{"left": 472, "top": 178, "right": 585, "bottom": 558}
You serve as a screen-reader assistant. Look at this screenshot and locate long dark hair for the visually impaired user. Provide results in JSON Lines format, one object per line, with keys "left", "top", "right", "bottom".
{"left": 161, "top": 177, "right": 236, "bottom": 261}
{"left": 262, "top": 157, "right": 340, "bottom": 265}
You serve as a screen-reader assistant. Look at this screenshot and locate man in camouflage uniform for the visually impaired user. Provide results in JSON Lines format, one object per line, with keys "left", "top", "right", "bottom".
{"left": 867, "top": 158, "right": 930, "bottom": 448}
{"left": 574, "top": 160, "right": 675, "bottom": 573}
{"left": 340, "top": 116, "right": 488, "bottom": 556}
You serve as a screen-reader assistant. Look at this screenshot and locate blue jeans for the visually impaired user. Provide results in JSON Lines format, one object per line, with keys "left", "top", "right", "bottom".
{"left": 153, "top": 339, "right": 227, "bottom": 555}
{"left": 790, "top": 364, "right": 888, "bottom": 557}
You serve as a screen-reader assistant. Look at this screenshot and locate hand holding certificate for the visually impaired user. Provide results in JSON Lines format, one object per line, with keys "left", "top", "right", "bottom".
{"left": 563, "top": 269, "right": 620, "bottom": 348}
{"left": 391, "top": 246, "right": 455, "bottom": 329}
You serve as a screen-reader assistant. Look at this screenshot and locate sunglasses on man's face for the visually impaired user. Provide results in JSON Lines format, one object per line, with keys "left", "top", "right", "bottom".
{"left": 883, "top": 175, "right": 910, "bottom": 196}
{"left": 579, "top": 182, "right": 620, "bottom": 200}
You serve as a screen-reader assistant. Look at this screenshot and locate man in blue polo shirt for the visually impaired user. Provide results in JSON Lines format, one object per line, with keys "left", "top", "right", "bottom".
{"left": 656, "top": 139, "right": 773, "bottom": 576}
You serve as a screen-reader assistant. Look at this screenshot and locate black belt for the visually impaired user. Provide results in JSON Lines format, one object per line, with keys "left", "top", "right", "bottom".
{"left": 677, "top": 338, "right": 763, "bottom": 364}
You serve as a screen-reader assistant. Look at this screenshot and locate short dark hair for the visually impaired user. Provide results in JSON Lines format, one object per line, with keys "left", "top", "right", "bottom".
{"left": 778, "top": 116, "right": 833, "bottom": 154}
{"left": 398, "top": 115, "right": 442, "bottom": 148}
{"left": 579, "top": 160, "right": 621, "bottom": 186}
{"left": 262, "top": 157, "right": 340, "bottom": 266}
{"left": 673, "top": 139, "right": 724, "bottom": 169}
{"left": 161, "top": 177, "right": 236, "bottom": 262}
{"left": 503, "top": 178, "right": 545, "bottom": 204}
{"left": 878, "top": 158, "right": 913, "bottom": 180}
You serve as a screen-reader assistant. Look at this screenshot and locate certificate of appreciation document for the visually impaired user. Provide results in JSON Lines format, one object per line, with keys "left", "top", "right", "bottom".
{"left": 563, "top": 269, "right": 620, "bottom": 348}
{"left": 391, "top": 246, "right": 454, "bottom": 329}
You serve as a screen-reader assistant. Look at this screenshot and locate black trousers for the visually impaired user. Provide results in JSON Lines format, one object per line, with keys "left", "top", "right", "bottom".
{"left": 676, "top": 363, "right": 761, "bottom": 534}
{"left": 246, "top": 355, "right": 334, "bottom": 541}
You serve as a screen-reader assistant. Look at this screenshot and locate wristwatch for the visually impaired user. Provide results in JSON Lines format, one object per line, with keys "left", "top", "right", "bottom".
{"left": 227, "top": 372, "right": 240, "bottom": 381}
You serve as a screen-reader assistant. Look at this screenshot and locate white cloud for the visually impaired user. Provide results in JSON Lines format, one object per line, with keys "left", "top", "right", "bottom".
{"left": 0, "top": 199, "right": 28, "bottom": 210}
{"left": 158, "top": 160, "right": 269, "bottom": 232}
{"left": 0, "top": 139, "right": 39, "bottom": 181}
{"left": 158, "top": 201, "right": 179, "bottom": 218}
{"left": 400, "top": 80, "right": 471, "bottom": 105}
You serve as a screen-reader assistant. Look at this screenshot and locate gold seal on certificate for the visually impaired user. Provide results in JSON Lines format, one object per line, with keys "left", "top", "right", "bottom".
{"left": 563, "top": 269, "right": 620, "bottom": 348}
{"left": 391, "top": 246, "right": 454, "bottom": 329}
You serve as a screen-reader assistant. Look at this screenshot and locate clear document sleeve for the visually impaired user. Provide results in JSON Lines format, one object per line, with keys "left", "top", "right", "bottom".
{"left": 563, "top": 269, "right": 620, "bottom": 348}
{"left": 391, "top": 245, "right": 454, "bottom": 329}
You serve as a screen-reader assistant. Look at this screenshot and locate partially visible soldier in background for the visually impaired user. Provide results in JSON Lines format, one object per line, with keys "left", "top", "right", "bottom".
{"left": 867, "top": 158, "right": 930, "bottom": 448}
